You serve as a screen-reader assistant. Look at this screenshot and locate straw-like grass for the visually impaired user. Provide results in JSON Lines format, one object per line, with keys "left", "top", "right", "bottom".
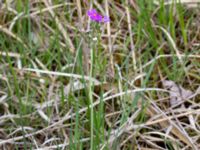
{"left": 0, "top": 0, "right": 200, "bottom": 149}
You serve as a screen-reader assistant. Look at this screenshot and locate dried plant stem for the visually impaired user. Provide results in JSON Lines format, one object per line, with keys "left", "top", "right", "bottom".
{"left": 105, "top": 0, "right": 115, "bottom": 78}
{"left": 126, "top": 0, "right": 137, "bottom": 70}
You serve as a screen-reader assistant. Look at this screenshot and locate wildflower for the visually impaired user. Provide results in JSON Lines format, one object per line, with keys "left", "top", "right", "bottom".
{"left": 87, "top": 9, "right": 110, "bottom": 23}
{"left": 103, "top": 16, "right": 110, "bottom": 23}
{"left": 87, "top": 9, "right": 103, "bottom": 22}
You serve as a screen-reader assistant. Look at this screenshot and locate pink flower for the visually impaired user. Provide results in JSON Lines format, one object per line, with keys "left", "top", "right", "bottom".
{"left": 87, "top": 9, "right": 103, "bottom": 22}
{"left": 87, "top": 9, "right": 110, "bottom": 23}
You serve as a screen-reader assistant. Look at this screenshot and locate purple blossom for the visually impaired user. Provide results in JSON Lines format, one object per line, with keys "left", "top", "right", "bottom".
{"left": 87, "top": 9, "right": 110, "bottom": 23}
{"left": 103, "top": 16, "right": 110, "bottom": 23}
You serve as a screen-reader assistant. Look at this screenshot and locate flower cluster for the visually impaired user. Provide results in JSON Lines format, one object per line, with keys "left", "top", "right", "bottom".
{"left": 87, "top": 9, "right": 110, "bottom": 23}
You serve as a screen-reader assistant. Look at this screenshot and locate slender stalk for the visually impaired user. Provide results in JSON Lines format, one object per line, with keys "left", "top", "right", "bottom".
{"left": 89, "top": 48, "right": 94, "bottom": 150}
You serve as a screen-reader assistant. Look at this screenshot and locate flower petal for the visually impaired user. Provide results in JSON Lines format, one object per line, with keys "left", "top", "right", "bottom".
{"left": 87, "top": 9, "right": 108, "bottom": 23}
{"left": 103, "top": 16, "right": 110, "bottom": 23}
{"left": 87, "top": 9, "right": 97, "bottom": 17}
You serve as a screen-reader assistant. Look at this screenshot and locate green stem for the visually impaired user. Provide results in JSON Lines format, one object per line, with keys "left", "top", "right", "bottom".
{"left": 89, "top": 48, "right": 94, "bottom": 150}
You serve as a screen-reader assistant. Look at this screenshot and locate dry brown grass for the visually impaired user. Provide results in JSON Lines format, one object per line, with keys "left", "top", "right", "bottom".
{"left": 0, "top": 0, "right": 200, "bottom": 149}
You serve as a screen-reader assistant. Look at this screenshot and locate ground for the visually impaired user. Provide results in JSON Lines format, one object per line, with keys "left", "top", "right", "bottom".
{"left": 0, "top": 0, "right": 200, "bottom": 150}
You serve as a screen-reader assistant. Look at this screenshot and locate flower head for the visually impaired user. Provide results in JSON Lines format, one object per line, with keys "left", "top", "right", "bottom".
{"left": 103, "top": 16, "right": 110, "bottom": 23}
{"left": 87, "top": 9, "right": 103, "bottom": 22}
{"left": 87, "top": 9, "right": 110, "bottom": 23}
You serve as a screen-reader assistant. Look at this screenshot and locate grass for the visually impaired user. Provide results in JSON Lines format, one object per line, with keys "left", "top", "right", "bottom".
{"left": 0, "top": 0, "right": 200, "bottom": 149}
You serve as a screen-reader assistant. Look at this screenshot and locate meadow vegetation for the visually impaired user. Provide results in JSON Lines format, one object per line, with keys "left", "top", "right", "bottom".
{"left": 0, "top": 0, "right": 200, "bottom": 149}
